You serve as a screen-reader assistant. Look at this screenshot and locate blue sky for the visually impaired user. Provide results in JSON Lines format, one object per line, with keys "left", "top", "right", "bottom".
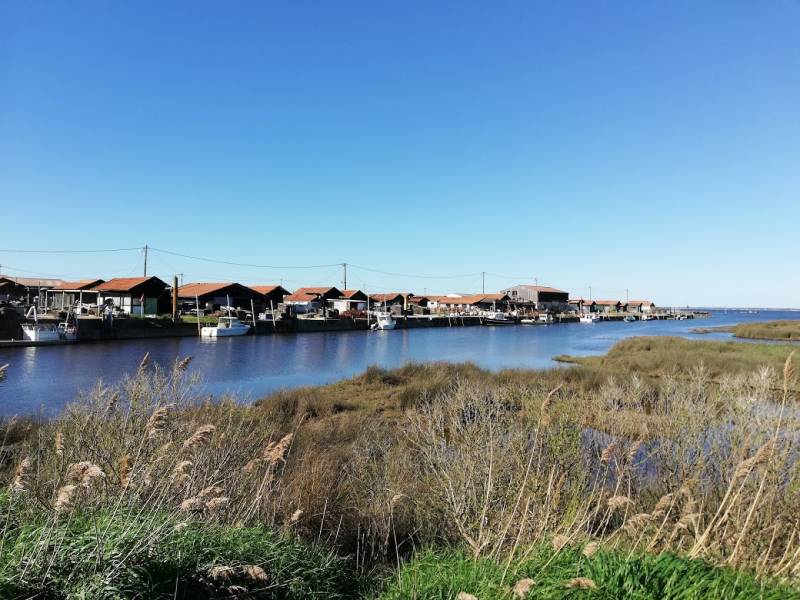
{"left": 1, "top": 1, "right": 799, "bottom": 307}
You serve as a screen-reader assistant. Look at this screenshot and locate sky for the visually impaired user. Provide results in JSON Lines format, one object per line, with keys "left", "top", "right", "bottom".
{"left": 1, "top": 1, "right": 799, "bottom": 307}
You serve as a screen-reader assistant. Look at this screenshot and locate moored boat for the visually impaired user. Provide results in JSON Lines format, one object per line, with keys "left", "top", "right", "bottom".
{"left": 20, "top": 306, "right": 61, "bottom": 342}
{"left": 200, "top": 316, "right": 251, "bottom": 337}
{"left": 371, "top": 311, "right": 396, "bottom": 330}
{"left": 579, "top": 314, "right": 600, "bottom": 323}
{"left": 483, "top": 311, "right": 514, "bottom": 325}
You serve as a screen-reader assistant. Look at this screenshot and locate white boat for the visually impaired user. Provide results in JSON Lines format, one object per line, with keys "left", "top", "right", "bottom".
{"left": 579, "top": 314, "right": 600, "bottom": 323}
{"left": 21, "top": 321, "right": 60, "bottom": 342}
{"left": 200, "top": 316, "right": 251, "bottom": 337}
{"left": 371, "top": 311, "right": 396, "bottom": 330}
{"left": 57, "top": 321, "right": 78, "bottom": 341}
{"left": 21, "top": 306, "right": 61, "bottom": 342}
{"left": 624, "top": 315, "right": 637, "bottom": 322}
{"left": 483, "top": 311, "right": 514, "bottom": 325}
{"left": 519, "top": 318, "right": 539, "bottom": 325}
{"left": 538, "top": 313, "right": 553, "bottom": 324}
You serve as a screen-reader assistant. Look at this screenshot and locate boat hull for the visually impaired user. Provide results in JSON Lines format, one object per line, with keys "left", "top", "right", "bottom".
{"left": 200, "top": 326, "right": 250, "bottom": 337}
{"left": 21, "top": 325, "right": 60, "bottom": 342}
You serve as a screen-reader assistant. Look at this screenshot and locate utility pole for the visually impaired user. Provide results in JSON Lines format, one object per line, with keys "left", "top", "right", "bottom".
{"left": 143, "top": 244, "right": 149, "bottom": 277}
{"left": 481, "top": 271, "right": 485, "bottom": 294}
{"left": 534, "top": 277, "right": 538, "bottom": 287}
{"left": 626, "top": 288, "right": 629, "bottom": 303}
{"left": 589, "top": 285, "right": 592, "bottom": 301}
{"left": 172, "top": 275, "right": 179, "bottom": 322}
{"left": 342, "top": 262, "right": 347, "bottom": 290}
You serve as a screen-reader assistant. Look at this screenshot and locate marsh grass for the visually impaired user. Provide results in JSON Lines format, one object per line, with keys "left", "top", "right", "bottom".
{"left": 375, "top": 545, "right": 800, "bottom": 599}
{"left": 0, "top": 342, "right": 799, "bottom": 596}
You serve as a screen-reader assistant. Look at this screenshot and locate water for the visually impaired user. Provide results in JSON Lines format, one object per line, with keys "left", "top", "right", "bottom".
{"left": 1, "top": 310, "right": 798, "bottom": 417}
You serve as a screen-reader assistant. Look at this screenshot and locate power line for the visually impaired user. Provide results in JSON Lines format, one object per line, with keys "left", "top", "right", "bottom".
{"left": 348, "top": 263, "right": 481, "bottom": 280}
{"left": 149, "top": 247, "right": 341, "bottom": 270}
{"left": 0, "top": 247, "right": 141, "bottom": 254}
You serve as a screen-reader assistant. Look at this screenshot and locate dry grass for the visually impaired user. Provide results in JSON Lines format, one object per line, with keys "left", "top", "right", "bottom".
{"left": 1, "top": 346, "right": 799, "bottom": 589}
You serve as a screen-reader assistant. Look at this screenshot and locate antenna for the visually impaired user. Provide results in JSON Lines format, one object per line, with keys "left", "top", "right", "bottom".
{"left": 143, "top": 244, "right": 149, "bottom": 277}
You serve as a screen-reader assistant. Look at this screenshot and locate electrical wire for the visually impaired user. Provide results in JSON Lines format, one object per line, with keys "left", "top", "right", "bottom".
{"left": 149, "top": 247, "right": 341, "bottom": 270}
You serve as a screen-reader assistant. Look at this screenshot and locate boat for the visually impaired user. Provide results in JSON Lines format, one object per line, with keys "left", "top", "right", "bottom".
{"left": 579, "top": 314, "right": 600, "bottom": 323}
{"left": 371, "top": 311, "right": 396, "bottom": 330}
{"left": 200, "top": 316, "right": 251, "bottom": 337}
{"left": 483, "top": 311, "right": 514, "bottom": 325}
{"left": 624, "top": 315, "right": 636, "bottom": 322}
{"left": 538, "top": 313, "right": 553, "bottom": 324}
{"left": 519, "top": 318, "right": 539, "bottom": 325}
{"left": 20, "top": 306, "right": 61, "bottom": 342}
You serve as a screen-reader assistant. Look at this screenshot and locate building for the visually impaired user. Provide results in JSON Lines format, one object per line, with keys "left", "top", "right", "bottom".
{"left": 178, "top": 282, "right": 268, "bottom": 312}
{"left": 594, "top": 300, "right": 623, "bottom": 313}
{"left": 427, "top": 293, "right": 510, "bottom": 313}
{"left": 330, "top": 290, "right": 368, "bottom": 313}
{"left": 405, "top": 294, "right": 429, "bottom": 315}
{"left": 249, "top": 285, "right": 290, "bottom": 307}
{"left": 626, "top": 300, "right": 656, "bottom": 313}
{"left": 0, "top": 275, "right": 64, "bottom": 304}
{"left": 92, "top": 277, "right": 170, "bottom": 315}
{"left": 500, "top": 285, "right": 569, "bottom": 311}
{"left": 46, "top": 279, "right": 105, "bottom": 311}
{"left": 369, "top": 293, "right": 406, "bottom": 315}
{"left": 0, "top": 277, "right": 27, "bottom": 302}
{"left": 283, "top": 287, "right": 343, "bottom": 314}
{"left": 568, "top": 298, "right": 597, "bottom": 314}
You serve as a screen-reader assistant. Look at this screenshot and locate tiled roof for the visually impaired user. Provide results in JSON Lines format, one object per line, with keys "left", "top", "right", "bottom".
{"left": 177, "top": 282, "right": 237, "bottom": 297}
{"left": 92, "top": 277, "right": 166, "bottom": 292}
{"left": 250, "top": 285, "right": 288, "bottom": 296}
{"left": 51, "top": 279, "right": 104, "bottom": 291}
{"left": 519, "top": 285, "right": 567, "bottom": 294}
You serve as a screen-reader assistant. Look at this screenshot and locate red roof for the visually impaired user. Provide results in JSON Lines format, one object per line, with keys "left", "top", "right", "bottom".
{"left": 626, "top": 300, "right": 654, "bottom": 307}
{"left": 341, "top": 289, "right": 365, "bottom": 299}
{"left": 594, "top": 299, "right": 622, "bottom": 306}
{"left": 52, "top": 279, "right": 104, "bottom": 291}
{"left": 178, "top": 282, "right": 236, "bottom": 297}
{"left": 92, "top": 277, "right": 166, "bottom": 293}
{"left": 250, "top": 285, "right": 288, "bottom": 296}
{"left": 369, "top": 293, "right": 405, "bottom": 303}
{"left": 569, "top": 298, "right": 596, "bottom": 304}
{"left": 284, "top": 292, "right": 322, "bottom": 303}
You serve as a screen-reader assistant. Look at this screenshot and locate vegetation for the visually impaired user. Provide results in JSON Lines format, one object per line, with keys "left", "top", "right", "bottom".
{"left": 555, "top": 336, "right": 798, "bottom": 383}
{"left": 378, "top": 546, "right": 800, "bottom": 599}
{"left": 731, "top": 320, "right": 800, "bottom": 341}
{"left": 1, "top": 340, "right": 799, "bottom": 597}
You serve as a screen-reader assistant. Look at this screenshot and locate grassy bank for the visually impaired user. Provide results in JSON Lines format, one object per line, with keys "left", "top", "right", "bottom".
{"left": 1, "top": 340, "right": 799, "bottom": 597}
{"left": 378, "top": 546, "right": 800, "bottom": 599}
{"left": 730, "top": 319, "right": 800, "bottom": 341}
{"left": 554, "top": 336, "right": 798, "bottom": 383}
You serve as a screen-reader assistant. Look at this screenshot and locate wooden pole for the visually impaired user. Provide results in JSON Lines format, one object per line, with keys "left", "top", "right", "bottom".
{"left": 172, "top": 275, "right": 179, "bottom": 322}
{"left": 250, "top": 298, "right": 256, "bottom": 332}
{"left": 270, "top": 300, "right": 276, "bottom": 330}
{"left": 195, "top": 295, "right": 201, "bottom": 336}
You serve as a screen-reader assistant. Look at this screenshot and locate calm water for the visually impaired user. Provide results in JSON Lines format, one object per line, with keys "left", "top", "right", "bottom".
{"left": 1, "top": 310, "right": 798, "bottom": 417}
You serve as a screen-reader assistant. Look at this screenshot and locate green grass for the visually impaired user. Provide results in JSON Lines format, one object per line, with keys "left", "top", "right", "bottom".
{"left": 376, "top": 545, "right": 800, "bottom": 600}
{"left": 180, "top": 314, "right": 220, "bottom": 325}
{"left": 554, "top": 336, "right": 797, "bottom": 382}
{"left": 730, "top": 320, "right": 800, "bottom": 341}
{"left": 0, "top": 500, "right": 360, "bottom": 599}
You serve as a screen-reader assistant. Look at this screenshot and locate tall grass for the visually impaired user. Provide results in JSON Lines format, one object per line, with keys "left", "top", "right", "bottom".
{"left": 0, "top": 346, "right": 799, "bottom": 595}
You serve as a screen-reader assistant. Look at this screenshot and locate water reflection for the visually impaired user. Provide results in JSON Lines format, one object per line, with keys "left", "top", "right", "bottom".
{"left": 1, "top": 310, "right": 798, "bottom": 416}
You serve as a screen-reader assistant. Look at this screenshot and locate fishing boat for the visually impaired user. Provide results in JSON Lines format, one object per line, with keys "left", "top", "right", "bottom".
{"left": 483, "top": 311, "right": 514, "bottom": 325}
{"left": 519, "top": 318, "right": 539, "bottom": 325}
{"left": 20, "top": 306, "right": 61, "bottom": 342}
{"left": 579, "top": 314, "right": 600, "bottom": 323}
{"left": 371, "top": 311, "right": 396, "bottom": 330}
{"left": 538, "top": 313, "right": 553, "bottom": 324}
{"left": 200, "top": 316, "right": 251, "bottom": 337}
{"left": 624, "top": 315, "right": 636, "bottom": 322}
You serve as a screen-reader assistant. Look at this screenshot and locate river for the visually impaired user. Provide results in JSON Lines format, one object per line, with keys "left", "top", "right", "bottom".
{"left": 1, "top": 309, "right": 798, "bottom": 417}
